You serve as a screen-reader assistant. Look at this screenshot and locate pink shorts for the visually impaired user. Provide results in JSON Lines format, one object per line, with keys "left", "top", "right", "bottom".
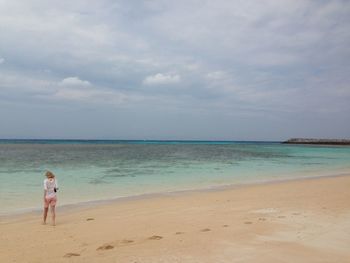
{"left": 44, "top": 196, "right": 57, "bottom": 208}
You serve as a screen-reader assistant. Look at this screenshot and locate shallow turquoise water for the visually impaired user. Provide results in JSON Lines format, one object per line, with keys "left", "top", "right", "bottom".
{"left": 1, "top": 141, "right": 350, "bottom": 214}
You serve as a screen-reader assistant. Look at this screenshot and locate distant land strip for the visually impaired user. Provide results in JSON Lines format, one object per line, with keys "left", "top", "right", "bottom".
{"left": 283, "top": 138, "right": 350, "bottom": 145}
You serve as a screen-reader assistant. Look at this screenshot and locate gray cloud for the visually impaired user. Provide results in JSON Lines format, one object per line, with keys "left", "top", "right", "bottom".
{"left": 0, "top": 0, "right": 349, "bottom": 140}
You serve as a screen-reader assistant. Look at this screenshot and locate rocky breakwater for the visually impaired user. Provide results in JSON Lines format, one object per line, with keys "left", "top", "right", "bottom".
{"left": 283, "top": 138, "right": 350, "bottom": 145}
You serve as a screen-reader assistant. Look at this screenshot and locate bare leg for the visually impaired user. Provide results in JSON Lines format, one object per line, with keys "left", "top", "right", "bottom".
{"left": 50, "top": 206, "right": 56, "bottom": 226}
{"left": 43, "top": 207, "right": 48, "bottom": 224}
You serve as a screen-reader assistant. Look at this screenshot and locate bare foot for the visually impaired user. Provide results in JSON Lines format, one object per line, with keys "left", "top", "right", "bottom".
{"left": 42, "top": 221, "right": 46, "bottom": 225}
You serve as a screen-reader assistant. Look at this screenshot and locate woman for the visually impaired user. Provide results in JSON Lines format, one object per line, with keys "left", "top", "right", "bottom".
{"left": 43, "top": 171, "right": 58, "bottom": 226}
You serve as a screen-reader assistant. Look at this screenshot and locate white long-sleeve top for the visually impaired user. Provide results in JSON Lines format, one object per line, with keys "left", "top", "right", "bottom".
{"left": 44, "top": 178, "right": 58, "bottom": 198}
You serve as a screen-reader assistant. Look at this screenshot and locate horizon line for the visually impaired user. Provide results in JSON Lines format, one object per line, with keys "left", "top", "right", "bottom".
{"left": 0, "top": 138, "right": 283, "bottom": 142}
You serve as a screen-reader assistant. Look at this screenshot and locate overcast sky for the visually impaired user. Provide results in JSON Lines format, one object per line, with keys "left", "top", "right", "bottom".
{"left": 0, "top": 0, "right": 349, "bottom": 140}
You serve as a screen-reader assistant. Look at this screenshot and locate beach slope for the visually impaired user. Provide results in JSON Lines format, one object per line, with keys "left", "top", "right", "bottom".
{"left": 1, "top": 175, "right": 350, "bottom": 263}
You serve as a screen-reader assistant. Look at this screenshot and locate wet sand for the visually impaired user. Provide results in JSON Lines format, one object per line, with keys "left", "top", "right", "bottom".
{"left": 1, "top": 174, "right": 350, "bottom": 263}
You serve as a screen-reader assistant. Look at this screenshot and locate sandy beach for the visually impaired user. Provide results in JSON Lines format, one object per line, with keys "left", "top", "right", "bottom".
{"left": 1, "top": 174, "right": 350, "bottom": 263}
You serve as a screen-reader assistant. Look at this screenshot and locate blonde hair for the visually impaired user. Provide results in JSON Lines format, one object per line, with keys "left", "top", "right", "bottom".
{"left": 45, "top": 171, "right": 55, "bottom": 178}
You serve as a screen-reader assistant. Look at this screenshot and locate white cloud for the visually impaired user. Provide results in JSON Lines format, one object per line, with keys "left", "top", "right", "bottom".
{"left": 60, "top": 77, "right": 91, "bottom": 86}
{"left": 54, "top": 77, "right": 129, "bottom": 104}
{"left": 0, "top": 57, "right": 5, "bottom": 64}
{"left": 143, "top": 73, "right": 181, "bottom": 85}
{"left": 0, "top": 70, "right": 144, "bottom": 107}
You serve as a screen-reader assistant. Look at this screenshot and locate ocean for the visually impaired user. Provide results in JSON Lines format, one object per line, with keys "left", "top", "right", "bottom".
{"left": 1, "top": 140, "right": 350, "bottom": 215}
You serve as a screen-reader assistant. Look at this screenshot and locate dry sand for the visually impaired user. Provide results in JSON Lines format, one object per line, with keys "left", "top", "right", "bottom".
{"left": 1, "top": 174, "right": 350, "bottom": 263}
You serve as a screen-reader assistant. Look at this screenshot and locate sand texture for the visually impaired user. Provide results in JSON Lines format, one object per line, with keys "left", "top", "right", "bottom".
{"left": 1, "top": 175, "right": 350, "bottom": 263}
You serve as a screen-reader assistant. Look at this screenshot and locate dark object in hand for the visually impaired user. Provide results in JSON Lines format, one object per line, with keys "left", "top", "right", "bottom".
{"left": 54, "top": 187, "right": 58, "bottom": 192}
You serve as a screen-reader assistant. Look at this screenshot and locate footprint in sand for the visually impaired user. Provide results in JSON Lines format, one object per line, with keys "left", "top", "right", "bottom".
{"left": 200, "top": 228, "right": 211, "bottom": 232}
{"left": 278, "top": 216, "right": 286, "bottom": 218}
{"left": 86, "top": 218, "right": 94, "bottom": 221}
{"left": 244, "top": 221, "right": 253, "bottom": 224}
{"left": 175, "top": 232, "right": 184, "bottom": 235}
{"left": 121, "top": 239, "right": 134, "bottom": 244}
{"left": 292, "top": 212, "right": 301, "bottom": 215}
{"left": 148, "top": 235, "right": 163, "bottom": 240}
{"left": 222, "top": 224, "right": 229, "bottom": 227}
{"left": 64, "top": 252, "right": 80, "bottom": 258}
{"left": 258, "top": 218, "right": 266, "bottom": 221}
{"left": 97, "top": 244, "right": 114, "bottom": 250}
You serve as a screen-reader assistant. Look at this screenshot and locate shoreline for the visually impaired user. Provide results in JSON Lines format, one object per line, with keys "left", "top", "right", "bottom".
{"left": 2, "top": 168, "right": 350, "bottom": 221}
